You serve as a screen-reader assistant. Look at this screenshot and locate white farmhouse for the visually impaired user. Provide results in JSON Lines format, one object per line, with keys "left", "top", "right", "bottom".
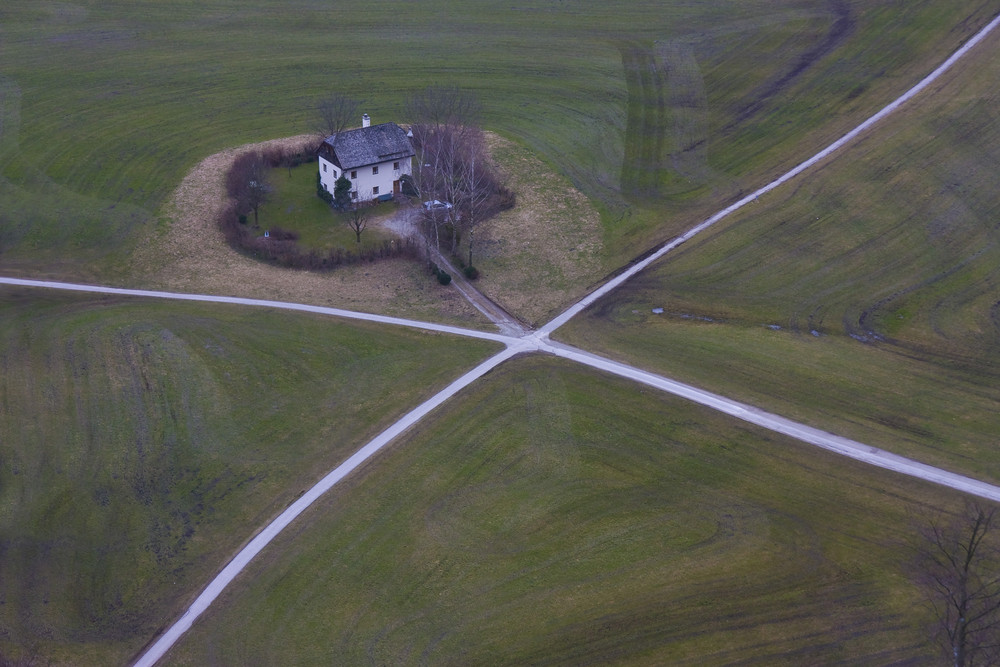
{"left": 317, "top": 114, "right": 414, "bottom": 203}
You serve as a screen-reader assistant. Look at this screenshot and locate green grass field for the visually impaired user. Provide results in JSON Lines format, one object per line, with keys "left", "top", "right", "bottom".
{"left": 165, "top": 357, "right": 966, "bottom": 665}
{"left": 0, "top": 288, "right": 498, "bottom": 664}
{"left": 0, "top": 1, "right": 995, "bottom": 278}
{"left": 558, "top": 25, "right": 1000, "bottom": 483}
{"left": 3, "top": 1, "right": 1000, "bottom": 664}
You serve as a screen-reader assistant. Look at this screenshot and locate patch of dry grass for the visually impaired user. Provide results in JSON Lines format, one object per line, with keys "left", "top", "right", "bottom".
{"left": 471, "top": 134, "right": 605, "bottom": 326}
{"left": 129, "top": 135, "right": 486, "bottom": 327}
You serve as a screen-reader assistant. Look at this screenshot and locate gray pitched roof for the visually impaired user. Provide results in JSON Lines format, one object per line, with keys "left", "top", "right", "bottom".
{"left": 322, "top": 122, "right": 414, "bottom": 170}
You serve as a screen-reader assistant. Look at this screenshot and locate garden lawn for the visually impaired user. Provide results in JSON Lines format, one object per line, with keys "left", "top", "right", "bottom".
{"left": 0, "top": 287, "right": 499, "bottom": 664}
{"left": 558, "top": 25, "right": 1000, "bottom": 483}
{"left": 261, "top": 162, "right": 398, "bottom": 251}
{"left": 165, "top": 357, "right": 961, "bottom": 665}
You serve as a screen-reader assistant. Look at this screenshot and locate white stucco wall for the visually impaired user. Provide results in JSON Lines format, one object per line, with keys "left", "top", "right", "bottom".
{"left": 318, "top": 156, "right": 412, "bottom": 202}
{"left": 318, "top": 156, "right": 340, "bottom": 193}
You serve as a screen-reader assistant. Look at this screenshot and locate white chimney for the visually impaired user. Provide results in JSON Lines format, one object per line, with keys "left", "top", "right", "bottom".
{"left": 362, "top": 113, "right": 371, "bottom": 128}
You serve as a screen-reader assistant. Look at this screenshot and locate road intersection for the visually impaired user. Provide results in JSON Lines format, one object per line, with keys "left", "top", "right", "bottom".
{"left": 4, "top": 276, "right": 999, "bottom": 513}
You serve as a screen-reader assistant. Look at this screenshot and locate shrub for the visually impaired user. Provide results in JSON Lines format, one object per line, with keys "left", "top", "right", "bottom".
{"left": 333, "top": 175, "right": 352, "bottom": 210}
{"left": 463, "top": 265, "right": 479, "bottom": 280}
{"left": 316, "top": 172, "right": 333, "bottom": 204}
{"left": 266, "top": 226, "right": 300, "bottom": 242}
{"left": 496, "top": 186, "right": 517, "bottom": 211}
{"left": 428, "top": 262, "right": 452, "bottom": 284}
{"left": 399, "top": 173, "right": 418, "bottom": 197}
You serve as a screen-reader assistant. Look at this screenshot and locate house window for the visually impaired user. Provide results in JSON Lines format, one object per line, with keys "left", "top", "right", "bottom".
{"left": 372, "top": 186, "right": 380, "bottom": 195}
{"left": 372, "top": 166, "right": 379, "bottom": 175}
{"left": 351, "top": 191, "right": 357, "bottom": 199}
{"left": 393, "top": 162, "right": 400, "bottom": 170}
{"left": 322, "top": 163, "right": 327, "bottom": 172}
{"left": 351, "top": 170, "right": 357, "bottom": 179}
{"left": 333, "top": 169, "right": 338, "bottom": 178}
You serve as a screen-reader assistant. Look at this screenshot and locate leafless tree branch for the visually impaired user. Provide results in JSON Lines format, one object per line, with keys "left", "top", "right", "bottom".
{"left": 315, "top": 93, "right": 361, "bottom": 141}
{"left": 913, "top": 501, "right": 1000, "bottom": 667}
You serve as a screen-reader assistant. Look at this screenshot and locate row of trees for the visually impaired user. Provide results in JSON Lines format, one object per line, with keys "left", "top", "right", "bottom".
{"left": 404, "top": 86, "right": 514, "bottom": 268}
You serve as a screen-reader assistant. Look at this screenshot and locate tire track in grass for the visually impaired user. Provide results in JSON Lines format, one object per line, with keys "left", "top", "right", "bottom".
{"left": 620, "top": 40, "right": 712, "bottom": 201}
{"left": 724, "top": 0, "right": 854, "bottom": 131}
{"left": 541, "top": 11, "right": 1000, "bottom": 337}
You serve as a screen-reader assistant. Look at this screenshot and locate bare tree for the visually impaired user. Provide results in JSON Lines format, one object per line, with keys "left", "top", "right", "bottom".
{"left": 403, "top": 86, "right": 513, "bottom": 263}
{"left": 405, "top": 85, "right": 481, "bottom": 136}
{"left": 914, "top": 501, "right": 1000, "bottom": 667}
{"left": 343, "top": 194, "right": 373, "bottom": 244}
{"left": 315, "top": 93, "right": 360, "bottom": 141}
{"left": 406, "top": 86, "right": 485, "bottom": 253}
{"left": 405, "top": 86, "right": 481, "bottom": 198}
{"left": 458, "top": 150, "right": 494, "bottom": 269}
{"left": 227, "top": 151, "right": 272, "bottom": 226}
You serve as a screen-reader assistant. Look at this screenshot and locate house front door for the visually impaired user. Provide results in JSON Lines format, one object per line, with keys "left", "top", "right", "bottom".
{"left": 393, "top": 179, "right": 401, "bottom": 195}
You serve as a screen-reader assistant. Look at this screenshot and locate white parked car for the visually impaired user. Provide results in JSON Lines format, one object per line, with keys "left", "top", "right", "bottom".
{"left": 422, "top": 200, "right": 453, "bottom": 212}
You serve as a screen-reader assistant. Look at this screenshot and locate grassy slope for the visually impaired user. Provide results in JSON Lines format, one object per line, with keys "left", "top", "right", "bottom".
{"left": 470, "top": 135, "right": 604, "bottom": 327}
{"left": 167, "top": 357, "right": 964, "bottom": 665}
{"left": 558, "top": 27, "right": 1000, "bottom": 482}
{"left": 0, "top": 1, "right": 994, "bottom": 280}
{"left": 0, "top": 288, "right": 498, "bottom": 664}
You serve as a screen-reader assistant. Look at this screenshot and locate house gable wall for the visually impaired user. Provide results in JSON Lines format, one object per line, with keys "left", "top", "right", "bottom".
{"left": 318, "top": 156, "right": 341, "bottom": 194}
